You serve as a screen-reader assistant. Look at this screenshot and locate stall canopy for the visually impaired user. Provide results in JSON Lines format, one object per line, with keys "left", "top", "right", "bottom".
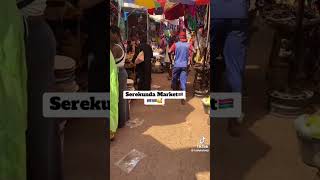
{"left": 124, "top": 0, "right": 209, "bottom": 9}
{"left": 124, "top": 0, "right": 161, "bottom": 9}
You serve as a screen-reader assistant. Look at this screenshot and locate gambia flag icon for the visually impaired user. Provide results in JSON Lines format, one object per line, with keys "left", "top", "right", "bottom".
{"left": 218, "top": 98, "right": 234, "bottom": 109}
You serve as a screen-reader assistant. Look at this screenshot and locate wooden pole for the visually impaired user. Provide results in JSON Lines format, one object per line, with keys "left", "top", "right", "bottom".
{"left": 147, "top": 12, "right": 150, "bottom": 43}
{"left": 289, "top": 0, "right": 304, "bottom": 87}
{"left": 203, "top": 3, "right": 210, "bottom": 68}
{"left": 206, "top": 3, "right": 210, "bottom": 49}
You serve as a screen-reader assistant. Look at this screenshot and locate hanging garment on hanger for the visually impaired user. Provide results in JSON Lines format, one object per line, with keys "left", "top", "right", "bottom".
{"left": 110, "top": 51, "right": 119, "bottom": 133}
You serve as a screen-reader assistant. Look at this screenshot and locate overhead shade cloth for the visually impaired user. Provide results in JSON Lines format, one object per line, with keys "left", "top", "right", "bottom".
{"left": 164, "top": 2, "right": 184, "bottom": 20}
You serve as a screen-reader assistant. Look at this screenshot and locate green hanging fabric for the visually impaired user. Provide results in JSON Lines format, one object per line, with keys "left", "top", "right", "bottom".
{"left": 187, "top": 15, "right": 197, "bottom": 31}
{"left": 110, "top": 51, "right": 119, "bottom": 133}
{"left": 0, "top": 0, "right": 27, "bottom": 180}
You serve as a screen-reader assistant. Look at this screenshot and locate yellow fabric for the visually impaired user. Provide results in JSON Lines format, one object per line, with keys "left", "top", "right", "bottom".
{"left": 194, "top": 49, "right": 201, "bottom": 63}
{"left": 135, "top": 0, "right": 155, "bottom": 9}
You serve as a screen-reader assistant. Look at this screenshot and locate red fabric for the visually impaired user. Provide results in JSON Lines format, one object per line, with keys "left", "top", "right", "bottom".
{"left": 160, "top": 37, "right": 166, "bottom": 49}
{"left": 195, "top": 0, "right": 210, "bottom": 5}
{"left": 188, "top": 42, "right": 194, "bottom": 51}
{"left": 148, "top": 8, "right": 155, "bottom": 15}
{"left": 157, "top": 0, "right": 166, "bottom": 7}
{"left": 189, "top": 44, "right": 195, "bottom": 54}
{"left": 164, "top": 3, "right": 185, "bottom": 20}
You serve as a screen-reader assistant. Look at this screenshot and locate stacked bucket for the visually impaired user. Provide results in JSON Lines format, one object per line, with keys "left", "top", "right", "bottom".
{"left": 54, "top": 55, "right": 79, "bottom": 92}
{"left": 54, "top": 55, "right": 78, "bottom": 157}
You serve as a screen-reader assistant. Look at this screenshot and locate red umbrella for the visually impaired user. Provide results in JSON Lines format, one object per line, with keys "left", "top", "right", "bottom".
{"left": 157, "top": 0, "right": 167, "bottom": 6}
{"left": 163, "top": 2, "right": 185, "bottom": 20}
{"left": 158, "top": 0, "right": 209, "bottom": 20}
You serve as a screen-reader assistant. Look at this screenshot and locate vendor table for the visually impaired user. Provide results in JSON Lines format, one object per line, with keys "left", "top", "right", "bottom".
{"left": 260, "top": 2, "right": 320, "bottom": 117}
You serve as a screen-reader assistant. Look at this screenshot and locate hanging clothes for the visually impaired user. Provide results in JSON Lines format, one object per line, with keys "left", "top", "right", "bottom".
{"left": 0, "top": 0, "right": 27, "bottom": 180}
{"left": 110, "top": 51, "right": 119, "bottom": 133}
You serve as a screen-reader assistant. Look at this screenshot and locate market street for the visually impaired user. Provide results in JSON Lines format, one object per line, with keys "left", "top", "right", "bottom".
{"left": 61, "top": 17, "right": 318, "bottom": 180}
{"left": 110, "top": 71, "right": 211, "bottom": 180}
{"left": 109, "top": 17, "right": 318, "bottom": 180}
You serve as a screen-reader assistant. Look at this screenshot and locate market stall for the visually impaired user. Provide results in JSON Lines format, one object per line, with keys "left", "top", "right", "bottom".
{"left": 258, "top": 0, "right": 320, "bottom": 117}
{"left": 113, "top": 0, "right": 210, "bottom": 96}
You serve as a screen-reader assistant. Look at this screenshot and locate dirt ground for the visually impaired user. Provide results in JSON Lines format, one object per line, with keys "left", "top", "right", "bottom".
{"left": 110, "top": 16, "right": 319, "bottom": 180}
{"left": 110, "top": 70, "right": 211, "bottom": 180}
{"left": 212, "top": 18, "right": 318, "bottom": 180}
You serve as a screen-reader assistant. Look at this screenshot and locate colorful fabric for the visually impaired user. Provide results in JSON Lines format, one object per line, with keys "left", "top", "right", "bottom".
{"left": 0, "top": 0, "right": 27, "bottom": 179}
{"left": 186, "top": 5, "right": 196, "bottom": 16}
{"left": 110, "top": 51, "right": 119, "bottom": 133}
{"left": 186, "top": 14, "right": 197, "bottom": 31}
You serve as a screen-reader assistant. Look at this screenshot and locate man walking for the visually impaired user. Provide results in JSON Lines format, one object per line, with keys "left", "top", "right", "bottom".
{"left": 169, "top": 31, "right": 195, "bottom": 105}
{"left": 211, "top": 0, "right": 249, "bottom": 136}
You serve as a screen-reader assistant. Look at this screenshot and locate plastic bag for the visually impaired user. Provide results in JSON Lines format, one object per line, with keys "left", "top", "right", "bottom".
{"left": 295, "top": 114, "right": 320, "bottom": 139}
{"left": 151, "top": 85, "right": 161, "bottom": 90}
{"left": 126, "top": 118, "right": 144, "bottom": 128}
{"left": 201, "top": 97, "right": 210, "bottom": 107}
{"left": 115, "top": 149, "right": 146, "bottom": 174}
